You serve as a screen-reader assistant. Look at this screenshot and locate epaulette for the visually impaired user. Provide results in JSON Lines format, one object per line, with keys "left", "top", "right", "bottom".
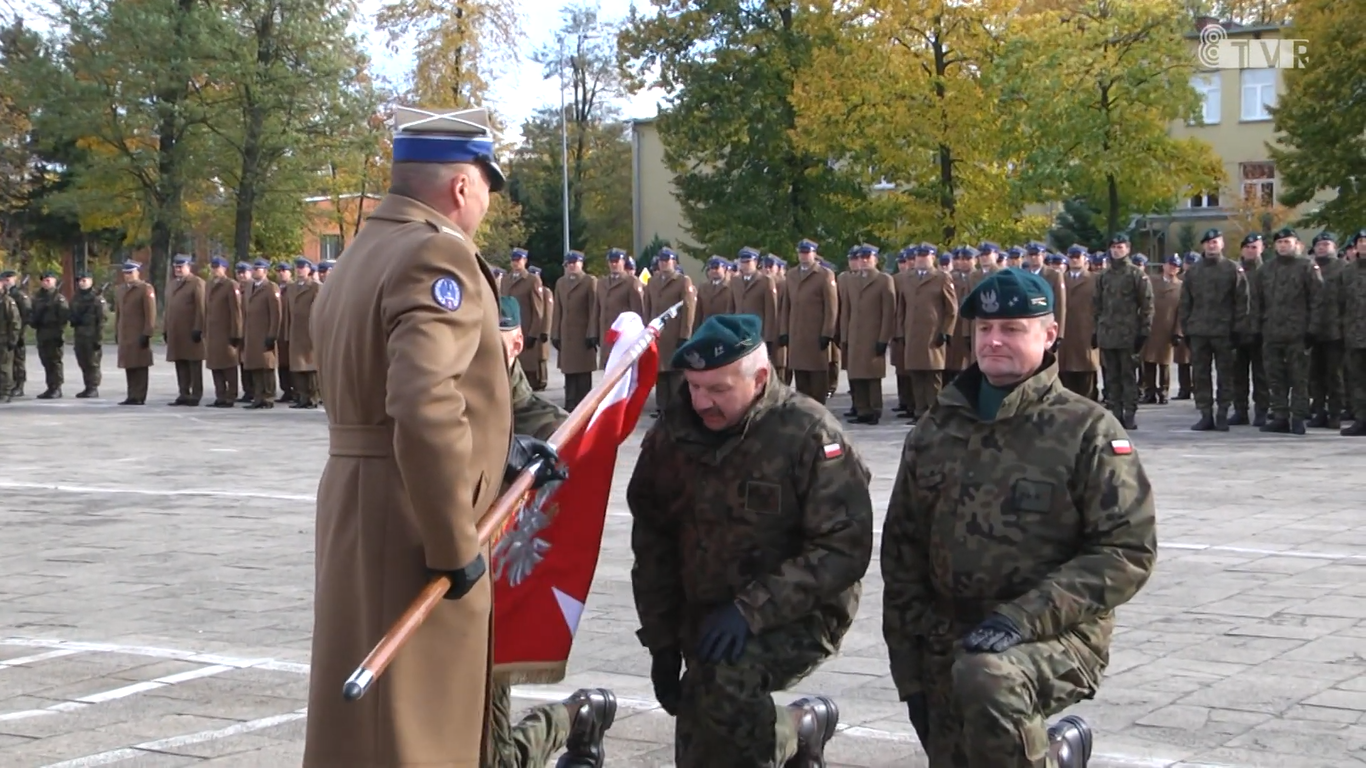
{"left": 423, "top": 217, "right": 466, "bottom": 241}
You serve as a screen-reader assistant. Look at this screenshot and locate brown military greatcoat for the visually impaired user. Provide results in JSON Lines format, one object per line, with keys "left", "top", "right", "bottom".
{"left": 731, "top": 271, "right": 777, "bottom": 342}
{"left": 1028, "top": 267, "right": 1068, "bottom": 341}
{"left": 551, "top": 273, "right": 597, "bottom": 374}
{"left": 1059, "top": 268, "right": 1100, "bottom": 372}
{"left": 205, "top": 276, "right": 243, "bottom": 370}
{"left": 784, "top": 264, "right": 838, "bottom": 371}
{"left": 500, "top": 268, "right": 545, "bottom": 377}
{"left": 538, "top": 285, "right": 553, "bottom": 365}
{"left": 1143, "top": 273, "right": 1182, "bottom": 365}
{"left": 896, "top": 268, "right": 958, "bottom": 371}
{"left": 841, "top": 271, "right": 896, "bottom": 379}
{"left": 243, "top": 280, "right": 281, "bottom": 370}
{"left": 694, "top": 277, "right": 735, "bottom": 329}
{"left": 277, "top": 281, "right": 291, "bottom": 367}
{"left": 288, "top": 278, "right": 320, "bottom": 372}
{"left": 644, "top": 270, "right": 696, "bottom": 371}
{"left": 303, "top": 193, "right": 511, "bottom": 768}
{"left": 164, "top": 274, "right": 206, "bottom": 362}
{"left": 594, "top": 273, "right": 645, "bottom": 368}
{"left": 772, "top": 274, "right": 789, "bottom": 370}
{"left": 946, "top": 268, "right": 974, "bottom": 370}
{"left": 116, "top": 280, "right": 157, "bottom": 369}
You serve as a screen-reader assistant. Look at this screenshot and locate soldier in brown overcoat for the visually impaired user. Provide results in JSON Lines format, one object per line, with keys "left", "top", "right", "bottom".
{"left": 536, "top": 273, "right": 552, "bottom": 393}
{"left": 764, "top": 255, "right": 791, "bottom": 384}
{"left": 593, "top": 248, "right": 644, "bottom": 368}
{"left": 273, "top": 262, "right": 295, "bottom": 403}
{"left": 163, "top": 254, "right": 207, "bottom": 406}
{"left": 731, "top": 248, "right": 777, "bottom": 380}
{"left": 834, "top": 250, "right": 857, "bottom": 416}
{"left": 781, "top": 239, "right": 838, "bottom": 403}
{"left": 643, "top": 248, "right": 697, "bottom": 412}
{"left": 895, "top": 246, "right": 958, "bottom": 419}
{"left": 243, "top": 259, "right": 281, "bottom": 409}
{"left": 841, "top": 245, "right": 896, "bottom": 423}
{"left": 694, "top": 256, "right": 735, "bottom": 330}
{"left": 945, "top": 247, "right": 976, "bottom": 382}
{"left": 234, "top": 262, "right": 255, "bottom": 403}
{"left": 500, "top": 249, "right": 547, "bottom": 389}
{"left": 287, "top": 258, "right": 321, "bottom": 408}
{"left": 890, "top": 249, "right": 914, "bottom": 416}
{"left": 1142, "top": 255, "right": 1184, "bottom": 404}
{"left": 551, "top": 251, "right": 598, "bottom": 410}
{"left": 1024, "top": 242, "right": 1068, "bottom": 351}
{"left": 204, "top": 257, "right": 244, "bottom": 407}
{"left": 1058, "top": 247, "right": 1101, "bottom": 399}
{"left": 115, "top": 261, "right": 157, "bottom": 406}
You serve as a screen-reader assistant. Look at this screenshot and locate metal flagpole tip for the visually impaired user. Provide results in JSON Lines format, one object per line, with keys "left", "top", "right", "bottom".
{"left": 343, "top": 668, "right": 374, "bottom": 701}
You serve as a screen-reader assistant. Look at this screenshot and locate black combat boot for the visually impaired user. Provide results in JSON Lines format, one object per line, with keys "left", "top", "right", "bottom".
{"left": 75, "top": 387, "right": 97, "bottom": 398}
{"left": 1227, "top": 409, "right": 1249, "bottom": 425}
{"left": 1291, "top": 418, "right": 1307, "bottom": 435}
{"left": 1121, "top": 410, "right": 1138, "bottom": 430}
{"left": 554, "top": 688, "right": 617, "bottom": 768}
{"left": 844, "top": 406, "right": 857, "bottom": 417}
{"left": 10, "top": 384, "right": 22, "bottom": 397}
{"left": 1260, "top": 418, "right": 1290, "bottom": 433}
{"left": 785, "top": 695, "right": 840, "bottom": 768}
{"left": 1342, "top": 420, "right": 1366, "bottom": 436}
{"left": 1157, "top": 392, "right": 1169, "bottom": 405}
{"left": 1048, "top": 715, "right": 1093, "bottom": 768}
{"left": 1253, "top": 408, "right": 1268, "bottom": 427}
{"left": 1214, "top": 407, "right": 1229, "bottom": 432}
{"left": 1190, "top": 411, "right": 1215, "bottom": 431}
{"left": 1327, "top": 415, "right": 1341, "bottom": 429}
{"left": 36, "top": 388, "right": 59, "bottom": 399}
{"left": 1307, "top": 411, "right": 1328, "bottom": 428}
{"left": 1342, "top": 409, "right": 1355, "bottom": 422}
{"left": 1174, "top": 388, "right": 1192, "bottom": 400}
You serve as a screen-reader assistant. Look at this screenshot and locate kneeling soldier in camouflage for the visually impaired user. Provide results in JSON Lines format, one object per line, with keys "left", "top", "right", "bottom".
{"left": 628, "top": 313, "right": 873, "bottom": 768}
{"left": 882, "top": 269, "right": 1158, "bottom": 768}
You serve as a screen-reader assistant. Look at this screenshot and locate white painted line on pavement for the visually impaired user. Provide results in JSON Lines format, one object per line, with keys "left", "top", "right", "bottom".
{"left": 1162, "top": 542, "right": 1366, "bottom": 561}
{"left": 0, "top": 648, "right": 84, "bottom": 667}
{"left": 36, "top": 709, "right": 308, "bottom": 768}
{"left": 0, "top": 664, "right": 235, "bottom": 721}
{"left": 0, "top": 638, "right": 306, "bottom": 674}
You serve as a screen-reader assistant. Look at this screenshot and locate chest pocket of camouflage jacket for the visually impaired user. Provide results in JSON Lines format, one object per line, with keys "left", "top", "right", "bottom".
{"left": 1011, "top": 478, "right": 1055, "bottom": 514}
{"left": 743, "top": 481, "right": 782, "bottom": 516}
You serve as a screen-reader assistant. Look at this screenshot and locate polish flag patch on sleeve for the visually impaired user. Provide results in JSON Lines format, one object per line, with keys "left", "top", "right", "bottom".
{"left": 823, "top": 442, "right": 844, "bottom": 460}
{"left": 1109, "top": 439, "right": 1133, "bottom": 455}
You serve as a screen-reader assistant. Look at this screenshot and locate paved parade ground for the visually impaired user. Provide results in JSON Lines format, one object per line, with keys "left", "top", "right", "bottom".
{"left": 2, "top": 349, "right": 1365, "bottom": 768}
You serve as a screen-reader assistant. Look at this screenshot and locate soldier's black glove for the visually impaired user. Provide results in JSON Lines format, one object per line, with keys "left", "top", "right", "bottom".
{"left": 650, "top": 649, "right": 683, "bottom": 716}
{"left": 505, "top": 434, "right": 567, "bottom": 490}
{"left": 777, "top": 334, "right": 789, "bottom": 347}
{"left": 138, "top": 335, "right": 150, "bottom": 349}
{"left": 962, "top": 613, "right": 1026, "bottom": 654}
{"left": 1133, "top": 334, "right": 1147, "bottom": 353}
{"left": 230, "top": 337, "right": 242, "bottom": 348}
{"left": 934, "top": 332, "right": 950, "bottom": 348}
{"left": 1304, "top": 333, "right": 1316, "bottom": 349}
{"left": 697, "top": 602, "right": 750, "bottom": 663}
{"left": 1172, "top": 334, "right": 1184, "bottom": 347}
{"left": 539, "top": 333, "right": 548, "bottom": 343}
{"left": 819, "top": 335, "right": 832, "bottom": 351}
{"left": 265, "top": 336, "right": 276, "bottom": 349}
{"left": 430, "top": 553, "right": 486, "bottom": 600}
{"left": 551, "top": 338, "right": 562, "bottom": 351}
{"left": 875, "top": 341, "right": 888, "bottom": 356}
{"left": 586, "top": 337, "right": 598, "bottom": 349}
{"left": 191, "top": 330, "right": 202, "bottom": 344}
{"left": 525, "top": 336, "right": 536, "bottom": 348}
{"left": 905, "top": 691, "right": 930, "bottom": 748}
{"left": 1090, "top": 333, "right": 1098, "bottom": 349}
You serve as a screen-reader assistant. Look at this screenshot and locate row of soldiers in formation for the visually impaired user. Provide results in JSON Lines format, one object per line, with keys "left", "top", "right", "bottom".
{"left": 0, "top": 256, "right": 335, "bottom": 407}
{"left": 496, "top": 227, "right": 1366, "bottom": 435}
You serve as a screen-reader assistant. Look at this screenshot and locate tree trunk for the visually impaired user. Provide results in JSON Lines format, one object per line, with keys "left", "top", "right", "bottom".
{"left": 149, "top": 0, "right": 199, "bottom": 295}
{"left": 934, "top": 37, "right": 956, "bottom": 243}
{"left": 233, "top": 3, "right": 277, "bottom": 261}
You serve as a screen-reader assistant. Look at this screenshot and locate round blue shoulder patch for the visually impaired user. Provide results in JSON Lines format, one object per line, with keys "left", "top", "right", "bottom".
{"left": 432, "top": 276, "right": 462, "bottom": 311}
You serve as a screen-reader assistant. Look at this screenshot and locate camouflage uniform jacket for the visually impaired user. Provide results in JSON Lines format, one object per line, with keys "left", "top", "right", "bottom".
{"left": 1338, "top": 259, "right": 1366, "bottom": 350}
{"left": 69, "top": 288, "right": 107, "bottom": 340}
{"left": 626, "top": 377, "right": 874, "bottom": 654}
{"left": 1314, "top": 256, "right": 1346, "bottom": 341}
{"left": 30, "top": 287, "right": 70, "bottom": 342}
{"left": 8, "top": 285, "right": 31, "bottom": 333}
{"left": 1091, "top": 258, "right": 1154, "bottom": 349}
{"left": 881, "top": 356, "right": 1157, "bottom": 698}
{"left": 510, "top": 358, "right": 566, "bottom": 440}
{"left": 1249, "top": 254, "right": 1323, "bottom": 342}
{"left": 0, "top": 291, "right": 19, "bottom": 347}
{"left": 1177, "top": 255, "right": 1248, "bottom": 338}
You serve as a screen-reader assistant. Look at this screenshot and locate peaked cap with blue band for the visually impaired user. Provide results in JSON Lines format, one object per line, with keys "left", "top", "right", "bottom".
{"left": 671, "top": 314, "right": 764, "bottom": 371}
{"left": 959, "top": 267, "right": 1054, "bottom": 321}
{"left": 391, "top": 106, "right": 506, "bottom": 194}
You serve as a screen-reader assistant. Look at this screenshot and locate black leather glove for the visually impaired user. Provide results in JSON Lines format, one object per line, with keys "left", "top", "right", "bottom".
{"left": 777, "top": 334, "right": 789, "bottom": 347}
{"left": 818, "top": 335, "right": 832, "bottom": 351}
{"left": 265, "top": 336, "right": 276, "bottom": 349}
{"left": 875, "top": 341, "right": 888, "bottom": 356}
{"left": 696, "top": 602, "right": 751, "bottom": 663}
{"left": 905, "top": 691, "right": 929, "bottom": 748}
{"left": 962, "top": 613, "right": 1026, "bottom": 654}
{"left": 650, "top": 649, "right": 683, "bottom": 716}
{"left": 1090, "top": 333, "right": 1098, "bottom": 349}
{"left": 1304, "top": 333, "right": 1316, "bottom": 349}
{"left": 505, "top": 434, "right": 567, "bottom": 490}
{"left": 138, "top": 335, "right": 150, "bottom": 349}
{"left": 935, "top": 332, "right": 950, "bottom": 348}
{"left": 191, "top": 330, "right": 202, "bottom": 344}
{"left": 586, "top": 337, "right": 598, "bottom": 349}
{"left": 551, "top": 338, "right": 562, "bottom": 351}
{"left": 230, "top": 337, "right": 242, "bottom": 348}
{"left": 525, "top": 336, "right": 536, "bottom": 348}
{"left": 431, "top": 553, "right": 486, "bottom": 600}
{"left": 539, "top": 333, "right": 549, "bottom": 343}
{"left": 1133, "top": 334, "right": 1147, "bottom": 353}
{"left": 1172, "top": 334, "right": 1184, "bottom": 347}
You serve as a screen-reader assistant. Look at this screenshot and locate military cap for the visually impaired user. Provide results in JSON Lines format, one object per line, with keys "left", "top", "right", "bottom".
{"left": 1089, "top": 252, "right": 1107, "bottom": 265}
{"left": 1006, "top": 246, "right": 1024, "bottom": 258}
{"left": 252, "top": 258, "right": 270, "bottom": 269}
{"left": 491, "top": 266, "right": 505, "bottom": 277}
{"left": 938, "top": 253, "right": 951, "bottom": 266}
{"left": 959, "top": 268, "right": 1054, "bottom": 321}
{"left": 41, "top": 269, "right": 59, "bottom": 278}
{"left": 509, "top": 247, "right": 528, "bottom": 260}
{"left": 726, "top": 261, "right": 739, "bottom": 271}
{"left": 122, "top": 260, "right": 143, "bottom": 273}
{"left": 1025, "top": 242, "right": 1045, "bottom": 254}
{"left": 1165, "top": 254, "right": 1182, "bottom": 266}
{"left": 564, "top": 250, "right": 584, "bottom": 263}
{"left": 706, "top": 256, "right": 726, "bottom": 269}
{"left": 318, "top": 260, "right": 335, "bottom": 272}
{"left": 1241, "top": 232, "right": 1263, "bottom": 247}
{"left": 210, "top": 256, "right": 229, "bottom": 269}
{"left": 959, "top": 246, "right": 979, "bottom": 259}
{"left": 274, "top": 262, "right": 291, "bottom": 271}
{"left": 75, "top": 270, "right": 91, "bottom": 279}
{"left": 528, "top": 265, "right": 542, "bottom": 275}
{"left": 1184, "top": 252, "right": 1200, "bottom": 265}
{"left": 0, "top": 270, "right": 14, "bottom": 279}
{"left": 768, "top": 254, "right": 787, "bottom": 267}
{"left": 294, "top": 257, "right": 314, "bottom": 269}
{"left": 658, "top": 247, "right": 677, "bottom": 261}
{"left": 497, "top": 296, "right": 521, "bottom": 330}
{"left": 895, "top": 248, "right": 911, "bottom": 263}
{"left": 1312, "top": 230, "right": 1336, "bottom": 245}
{"left": 1132, "top": 253, "right": 1148, "bottom": 266}
{"left": 1200, "top": 227, "right": 1222, "bottom": 244}
{"left": 978, "top": 241, "right": 1000, "bottom": 254}
{"left": 391, "top": 106, "right": 505, "bottom": 193}
{"left": 1109, "top": 232, "right": 1130, "bottom": 245}
{"left": 171, "top": 254, "right": 192, "bottom": 266}
{"left": 235, "top": 261, "right": 252, "bottom": 271}
{"left": 607, "top": 248, "right": 626, "bottom": 260}
{"left": 1045, "top": 253, "right": 1063, "bottom": 265}
{"left": 625, "top": 256, "right": 636, "bottom": 270}
{"left": 856, "top": 244, "right": 878, "bottom": 257}
{"left": 672, "top": 314, "right": 763, "bottom": 371}
{"left": 819, "top": 259, "right": 835, "bottom": 270}
{"left": 1353, "top": 229, "right": 1366, "bottom": 244}
{"left": 1272, "top": 226, "right": 1298, "bottom": 241}
{"left": 922, "top": 243, "right": 939, "bottom": 256}
{"left": 797, "top": 238, "right": 818, "bottom": 252}
{"left": 1066, "top": 244, "right": 1087, "bottom": 256}
{"left": 737, "top": 247, "right": 758, "bottom": 260}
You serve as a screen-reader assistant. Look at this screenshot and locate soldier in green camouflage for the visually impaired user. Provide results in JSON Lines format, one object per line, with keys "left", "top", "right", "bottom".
{"left": 627, "top": 313, "right": 865, "bottom": 768}
{"left": 69, "top": 272, "right": 107, "bottom": 398}
{"left": 489, "top": 295, "right": 617, "bottom": 768}
{"left": 30, "top": 270, "right": 70, "bottom": 399}
{"left": 1229, "top": 234, "right": 1269, "bottom": 425}
{"left": 0, "top": 277, "right": 19, "bottom": 403}
{"left": 1338, "top": 231, "right": 1366, "bottom": 436}
{"left": 1178, "top": 229, "right": 1249, "bottom": 431}
{"left": 1092, "top": 233, "right": 1154, "bottom": 430}
{"left": 1, "top": 270, "right": 30, "bottom": 397}
{"left": 1308, "top": 231, "right": 1347, "bottom": 429}
{"left": 1249, "top": 227, "right": 1323, "bottom": 435}
{"left": 883, "top": 268, "right": 1156, "bottom": 768}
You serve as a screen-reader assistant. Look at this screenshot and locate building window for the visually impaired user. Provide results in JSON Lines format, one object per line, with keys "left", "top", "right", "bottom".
{"left": 1188, "top": 191, "right": 1220, "bottom": 208}
{"left": 1191, "top": 73, "right": 1221, "bottom": 125}
{"left": 1240, "top": 162, "right": 1275, "bottom": 206}
{"left": 1240, "top": 68, "right": 1276, "bottom": 121}
{"left": 320, "top": 234, "right": 343, "bottom": 260}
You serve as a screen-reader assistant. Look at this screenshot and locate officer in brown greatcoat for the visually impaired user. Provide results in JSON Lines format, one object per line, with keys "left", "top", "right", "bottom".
{"left": 1024, "top": 242, "right": 1068, "bottom": 352}
{"left": 643, "top": 247, "right": 696, "bottom": 413}
{"left": 841, "top": 244, "right": 896, "bottom": 424}
{"left": 695, "top": 256, "right": 735, "bottom": 330}
{"left": 895, "top": 244, "right": 958, "bottom": 420}
{"left": 1058, "top": 246, "right": 1101, "bottom": 400}
{"left": 287, "top": 257, "right": 321, "bottom": 408}
{"left": 272, "top": 262, "right": 296, "bottom": 403}
{"left": 204, "top": 257, "right": 244, "bottom": 407}
{"left": 890, "top": 248, "right": 914, "bottom": 416}
{"left": 763, "top": 255, "right": 791, "bottom": 384}
{"left": 535, "top": 268, "right": 553, "bottom": 393}
{"left": 115, "top": 260, "right": 157, "bottom": 406}
{"left": 234, "top": 262, "right": 255, "bottom": 403}
{"left": 780, "top": 238, "right": 838, "bottom": 403}
{"left": 500, "top": 248, "right": 547, "bottom": 389}
{"left": 243, "top": 258, "right": 282, "bottom": 409}
{"left": 163, "top": 254, "right": 207, "bottom": 406}
{"left": 945, "top": 246, "right": 976, "bottom": 383}
{"left": 593, "top": 248, "right": 644, "bottom": 368}
{"left": 731, "top": 247, "right": 777, "bottom": 379}
{"left": 551, "top": 250, "right": 598, "bottom": 411}
{"left": 1141, "top": 254, "right": 1183, "bottom": 405}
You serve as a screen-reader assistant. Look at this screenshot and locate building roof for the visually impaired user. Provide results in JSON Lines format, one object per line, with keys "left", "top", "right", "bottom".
{"left": 303, "top": 193, "right": 382, "bottom": 203}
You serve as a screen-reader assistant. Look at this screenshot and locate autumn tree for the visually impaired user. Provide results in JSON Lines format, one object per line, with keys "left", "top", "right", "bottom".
{"left": 1182, "top": 0, "right": 1293, "bottom": 25}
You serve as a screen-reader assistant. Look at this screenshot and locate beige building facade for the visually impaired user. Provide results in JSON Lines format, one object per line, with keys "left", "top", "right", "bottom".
{"left": 631, "top": 119, "right": 704, "bottom": 276}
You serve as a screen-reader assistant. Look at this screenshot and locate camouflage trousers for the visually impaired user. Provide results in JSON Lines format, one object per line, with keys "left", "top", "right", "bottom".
{"left": 74, "top": 336, "right": 102, "bottom": 388}
{"left": 1263, "top": 340, "right": 1311, "bottom": 420}
{"left": 1347, "top": 348, "right": 1366, "bottom": 420}
{"left": 11, "top": 340, "right": 24, "bottom": 388}
{"left": 1308, "top": 339, "right": 1346, "bottom": 417}
{"left": 37, "top": 338, "right": 63, "bottom": 390}
{"left": 484, "top": 681, "right": 572, "bottom": 768}
{"left": 1099, "top": 348, "right": 1140, "bottom": 412}
{"left": 675, "top": 620, "right": 833, "bottom": 768}
{"left": 1189, "top": 335, "right": 1235, "bottom": 412}
{"left": 0, "top": 346, "right": 12, "bottom": 398}
{"left": 1231, "top": 340, "right": 1268, "bottom": 413}
{"left": 919, "top": 634, "right": 1100, "bottom": 768}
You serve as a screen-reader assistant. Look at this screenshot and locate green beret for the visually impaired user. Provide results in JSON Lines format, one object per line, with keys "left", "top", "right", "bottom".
{"left": 497, "top": 296, "right": 520, "bottom": 330}
{"left": 959, "top": 267, "right": 1054, "bottom": 321}
{"left": 1200, "top": 228, "right": 1222, "bottom": 243}
{"left": 1273, "top": 226, "right": 1298, "bottom": 241}
{"left": 672, "top": 314, "right": 763, "bottom": 371}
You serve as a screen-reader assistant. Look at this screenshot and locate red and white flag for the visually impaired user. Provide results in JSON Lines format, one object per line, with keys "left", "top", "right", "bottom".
{"left": 491, "top": 311, "right": 659, "bottom": 683}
